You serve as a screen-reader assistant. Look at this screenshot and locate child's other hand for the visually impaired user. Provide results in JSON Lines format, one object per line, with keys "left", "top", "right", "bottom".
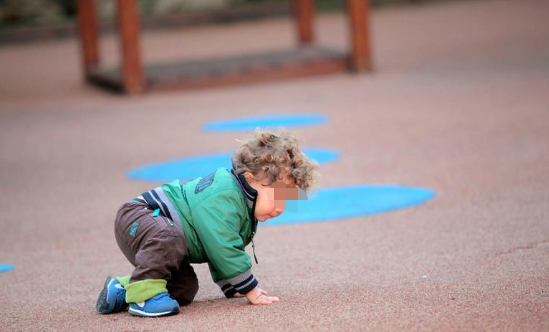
{"left": 245, "top": 287, "right": 280, "bottom": 305}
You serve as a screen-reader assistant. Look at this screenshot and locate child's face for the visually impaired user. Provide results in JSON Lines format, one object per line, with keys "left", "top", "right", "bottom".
{"left": 244, "top": 172, "right": 300, "bottom": 222}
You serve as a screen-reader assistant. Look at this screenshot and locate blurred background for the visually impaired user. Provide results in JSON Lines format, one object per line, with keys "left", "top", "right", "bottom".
{"left": 0, "top": 0, "right": 419, "bottom": 31}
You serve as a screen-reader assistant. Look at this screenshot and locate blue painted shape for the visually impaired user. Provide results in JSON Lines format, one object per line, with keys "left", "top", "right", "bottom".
{"left": 263, "top": 185, "right": 436, "bottom": 226}
{"left": 128, "top": 148, "right": 339, "bottom": 182}
{"left": 0, "top": 264, "right": 15, "bottom": 273}
{"left": 202, "top": 114, "right": 328, "bottom": 132}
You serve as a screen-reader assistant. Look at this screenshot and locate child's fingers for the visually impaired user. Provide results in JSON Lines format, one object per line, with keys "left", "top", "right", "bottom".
{"left": 261, "top": 296, "right": 279, "bottom": 304}
{"left": 253, "top": 298, "right": 271, "bottom": 305}
{"left": 253, "top": 294, "right": 279, "bottom": 305}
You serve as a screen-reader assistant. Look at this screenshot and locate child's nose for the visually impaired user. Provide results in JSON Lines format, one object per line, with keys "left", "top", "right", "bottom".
{"left": 272, "top": 209, "right": 283, "bottom": 218}
{"left": 272, "top": 203, "right": 285, "bottom": 215}
{"left": 274, "top": 199, "right": 286, "bottom": 211}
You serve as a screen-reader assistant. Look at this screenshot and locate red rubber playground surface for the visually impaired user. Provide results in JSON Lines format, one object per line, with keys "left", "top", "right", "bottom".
{"left": 1, "top": 0, "right": 548, "bottom": 330}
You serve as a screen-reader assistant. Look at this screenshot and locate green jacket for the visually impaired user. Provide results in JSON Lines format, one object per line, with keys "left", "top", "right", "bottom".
{"left": 141, "top": 168, "right": 259, "bottom": 297}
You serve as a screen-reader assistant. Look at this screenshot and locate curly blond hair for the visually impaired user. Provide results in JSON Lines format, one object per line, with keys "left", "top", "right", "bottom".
{"left": 231, "top": 129, "right": 319, "bottom": 192}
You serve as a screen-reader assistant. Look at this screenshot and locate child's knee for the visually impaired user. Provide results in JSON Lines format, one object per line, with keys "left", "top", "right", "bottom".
{"left": 168, "top": 264, "right": 199, "bottom": 306}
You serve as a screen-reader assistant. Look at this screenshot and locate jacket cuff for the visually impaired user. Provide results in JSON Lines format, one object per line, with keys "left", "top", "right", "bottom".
{"left": 216, "top": 280, "right": 238, "bottom": 298}
{"left": 227, "top": 269, "right": 258, "bottom": 295}
{"left": 216, "top": 269, "right": 258, "bottom": 297}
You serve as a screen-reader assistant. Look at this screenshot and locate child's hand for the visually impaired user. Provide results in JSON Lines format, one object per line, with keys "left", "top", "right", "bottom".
{"left": 245, "top": 287, "right": 280, "bottom": 305}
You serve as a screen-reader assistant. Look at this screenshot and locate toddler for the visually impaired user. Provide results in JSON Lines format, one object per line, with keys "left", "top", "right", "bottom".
{"left": 96, "top": 130, "right": 318, "bottom": 317}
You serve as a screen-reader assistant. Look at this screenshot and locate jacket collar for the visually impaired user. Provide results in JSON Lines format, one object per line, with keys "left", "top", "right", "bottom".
{"left": 231, "top": 169, "right": 260, "bottom": 263}
{"left": 230, "top": 169, "right": 258, "bottom": 210}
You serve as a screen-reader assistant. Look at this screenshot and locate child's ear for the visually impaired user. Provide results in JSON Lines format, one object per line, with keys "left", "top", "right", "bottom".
{"left": 243, "top": 172, "right": 254, "bottom": 184}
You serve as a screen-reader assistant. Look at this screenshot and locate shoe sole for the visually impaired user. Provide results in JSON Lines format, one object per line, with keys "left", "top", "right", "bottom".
{"left": 128, "top": 306, "right": 180, "bottom": 318}
{"left": 96, "top": 276, "right": 114, "bottom": 314}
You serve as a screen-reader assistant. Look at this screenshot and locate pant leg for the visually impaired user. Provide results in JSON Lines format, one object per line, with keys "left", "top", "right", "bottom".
{"left": 114, "top": 201, "right": 189, "bottom": 303}
{"left": 166, "top": 257, "right": 199, "bottom": 306}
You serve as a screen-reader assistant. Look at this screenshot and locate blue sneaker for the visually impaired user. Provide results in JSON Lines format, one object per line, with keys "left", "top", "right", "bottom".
{"left": 96, "top": 276, "right": 127, "bottom": 314}
{"left": 128, "top": 292, "right": 180, "bottom": 317}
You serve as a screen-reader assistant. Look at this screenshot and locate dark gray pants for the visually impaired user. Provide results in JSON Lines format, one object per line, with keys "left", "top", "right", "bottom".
{"left": 114, "top": 201, "right": 199, "bottom": 305}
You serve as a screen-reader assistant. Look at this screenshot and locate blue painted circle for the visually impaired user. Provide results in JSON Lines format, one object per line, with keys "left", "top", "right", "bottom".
{"left": 128, "top": 148, "right": 339, "bottom": 182}
{"left": 202, "top": 114, "right": 328, "bottom": 132}
{"left": 263, "top": 185, "right": 436, "bottom": 226}
{"left": 0, "top": 264, "right": 15, "bottom": 273}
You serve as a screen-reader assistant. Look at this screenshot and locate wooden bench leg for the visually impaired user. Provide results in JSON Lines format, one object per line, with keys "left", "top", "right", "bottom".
{"left": 346, "top": 0, "right": 373, "bottom": 71}
{"left": 117, "top": 0, "right": 145, "bottom": 94}
{"left": 76, "top": 0, "right": 99, "bottom": 80}
{"left": 293, "top": 0, "right": 314, "bottom": 45}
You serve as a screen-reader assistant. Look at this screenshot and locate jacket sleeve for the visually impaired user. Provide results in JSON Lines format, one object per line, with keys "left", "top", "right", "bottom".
{"left": 192, "top": 189, "right": 258, "bottom": 296}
